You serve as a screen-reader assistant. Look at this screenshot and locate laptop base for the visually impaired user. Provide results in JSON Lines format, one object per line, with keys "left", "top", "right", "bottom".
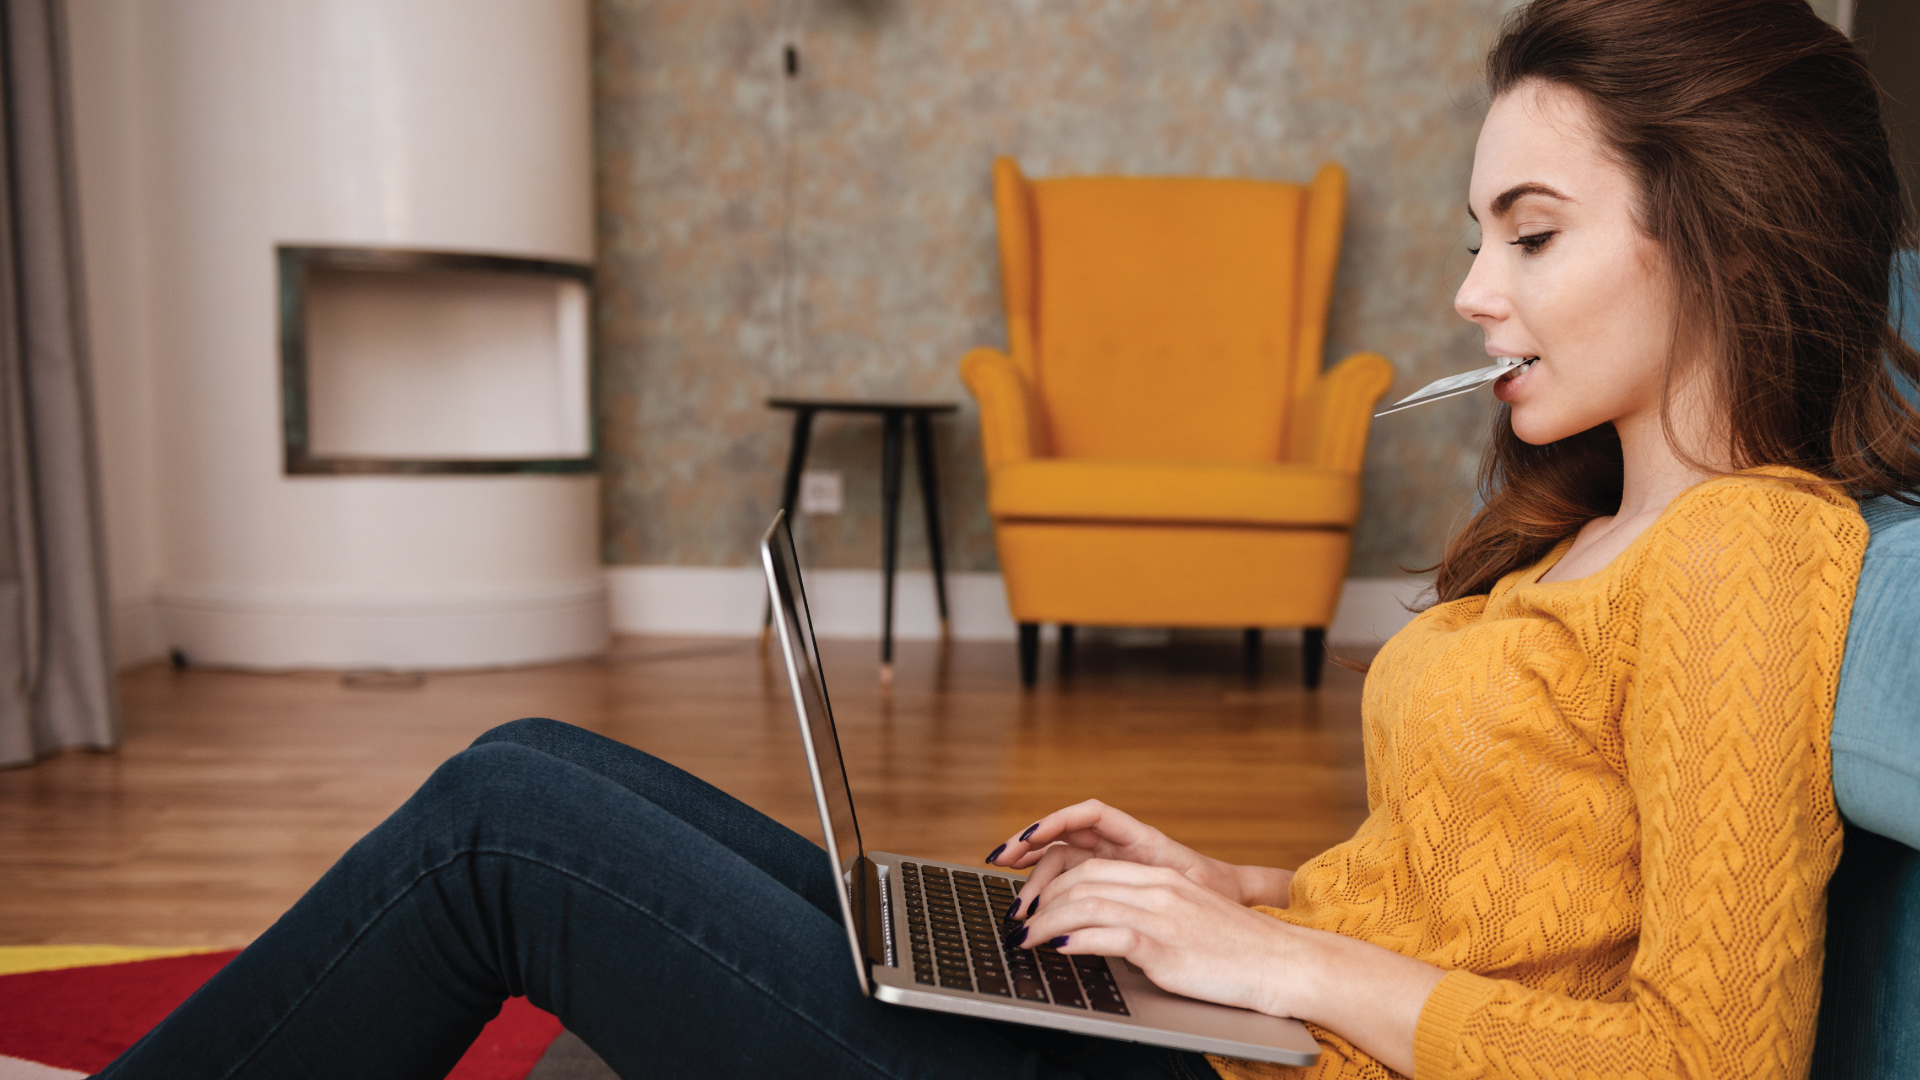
{"left": 865, "top": 852, "right": 1321, "bottom": 1067}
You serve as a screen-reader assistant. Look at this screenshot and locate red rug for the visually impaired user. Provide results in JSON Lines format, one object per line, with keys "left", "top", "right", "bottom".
{"left": 0, "top": 950, "right": 563, "bottom": 1077}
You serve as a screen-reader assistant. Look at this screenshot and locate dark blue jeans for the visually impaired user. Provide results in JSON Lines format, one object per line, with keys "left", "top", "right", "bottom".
{"left": 97, "top": 718, "right": 1220, "bottom": 1080}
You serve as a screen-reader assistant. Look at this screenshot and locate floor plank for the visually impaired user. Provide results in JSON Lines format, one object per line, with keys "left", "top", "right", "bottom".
{"left": 0, "top": 634, "right": 1369, "bottom": 947}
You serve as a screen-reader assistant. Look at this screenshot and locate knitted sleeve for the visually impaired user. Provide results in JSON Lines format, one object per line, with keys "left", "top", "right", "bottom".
{"left": 1411, "top": 479, "right": 1862, "bottom": 1080}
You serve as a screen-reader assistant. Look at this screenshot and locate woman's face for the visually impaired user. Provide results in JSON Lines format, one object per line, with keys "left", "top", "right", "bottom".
{"left": 1455, "top": 80, "right": 1682, "bottom": 446}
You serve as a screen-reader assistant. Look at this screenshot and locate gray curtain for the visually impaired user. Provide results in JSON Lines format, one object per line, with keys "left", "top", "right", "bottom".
{"left": 0, "top": 0, "right": 117, "bottom": 767}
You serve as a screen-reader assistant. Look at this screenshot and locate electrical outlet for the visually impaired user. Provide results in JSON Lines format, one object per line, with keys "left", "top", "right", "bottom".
{"left": 799, "top": 470, "right": 843, "bottom": 515}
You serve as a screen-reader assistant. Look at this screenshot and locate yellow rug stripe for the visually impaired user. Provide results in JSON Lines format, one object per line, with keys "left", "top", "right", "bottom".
{"left": 0, "top": 945, "right": 227, "bottom": 977}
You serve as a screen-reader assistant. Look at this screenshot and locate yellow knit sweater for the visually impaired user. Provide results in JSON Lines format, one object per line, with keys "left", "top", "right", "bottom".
{"left": 1211, "top": 469, "right": 1865, "bottom": 1080}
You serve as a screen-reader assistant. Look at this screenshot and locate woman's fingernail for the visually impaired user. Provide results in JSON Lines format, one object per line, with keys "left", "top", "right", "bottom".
{"left": 986, "top": 844, "right": 1006, "bottom": 865}
{"left": 1006, "top": 927, "right": 1028, "bottom": 947}
{"left": 1019, "top": 822, "right": 1040, "bottom": 842}
{"left": 1026, "top": 897, "right": 1040, "bottom": 917}
{"left": 1046, "top": 935, "right": 1069, "bottom": 949}
{"left": 1005, "top": 897, "right": 1021, "bottom": 920}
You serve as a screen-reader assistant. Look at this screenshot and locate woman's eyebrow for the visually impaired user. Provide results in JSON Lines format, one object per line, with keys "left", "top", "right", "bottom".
{"left": 1467, "top": 182, "right": 1575, "bottom": 222}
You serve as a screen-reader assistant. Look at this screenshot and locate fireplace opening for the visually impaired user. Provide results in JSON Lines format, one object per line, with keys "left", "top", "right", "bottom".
{"left": 279, "top": 246, "right": 595, "bottom": 474}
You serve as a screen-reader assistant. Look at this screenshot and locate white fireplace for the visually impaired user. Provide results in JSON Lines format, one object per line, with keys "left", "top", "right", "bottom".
{"left": 71, "top": 0, "right": 606, "bottom": 670}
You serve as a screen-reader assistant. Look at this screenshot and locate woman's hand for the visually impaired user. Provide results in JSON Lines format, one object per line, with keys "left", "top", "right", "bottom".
{"left": 1007, "top": 857, "right": 1314, "bottom": 1017}
{"left": 1009, "top": 857, "right": 1449, "bottom": 1077}
{"left": 985, "top": 800, "right": 1292, "bottom": 914}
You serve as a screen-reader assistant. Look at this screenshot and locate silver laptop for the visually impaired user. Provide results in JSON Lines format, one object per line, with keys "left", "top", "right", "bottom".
{"left": 759, "top": 512, "right": 1320, "bottom": 1066}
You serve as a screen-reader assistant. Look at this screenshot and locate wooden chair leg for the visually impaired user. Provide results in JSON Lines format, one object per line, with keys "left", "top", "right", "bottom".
{"left": 1303, "top": 628, "right": 1326, "bottom": 690}
{"left": 1018, "top": 623, "right": 1040, "bottom": 688}
{"left": 1058, "top": 624, "right": 1076, "bottom": 674}
{"left": 1243, "top": 628, "right": 1262, "bottom": 678}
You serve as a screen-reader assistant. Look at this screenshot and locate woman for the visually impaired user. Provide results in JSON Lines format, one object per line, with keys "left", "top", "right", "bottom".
{"left": 101, "top": 0, "right": 1920, "bottom": 1077}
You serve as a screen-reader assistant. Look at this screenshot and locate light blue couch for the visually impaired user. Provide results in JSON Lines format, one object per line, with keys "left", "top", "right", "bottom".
{"left": 1804, "top": 250, "right": 1920, "bottom": 1079}
{"left": 1811, "top": 494, "right": 1920, "bottom": 1077}
{"left": 1834, "top": 497, "right": 1920, "bottom": 850}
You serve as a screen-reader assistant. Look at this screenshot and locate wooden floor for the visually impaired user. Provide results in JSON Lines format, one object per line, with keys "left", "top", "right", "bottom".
{"left": 0, "top": 634, "right": 1369, "bottom": 948}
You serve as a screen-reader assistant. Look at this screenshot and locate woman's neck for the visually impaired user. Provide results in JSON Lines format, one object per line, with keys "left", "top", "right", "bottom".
{"left": 1612, "top": 374, "right": 1730, "bottom": 522}
{"left": 1614, "top": 412, "right": 1715, "bottom": 522}
{"left": 1537, "top": 384, "right": 1729, "bottom": 585}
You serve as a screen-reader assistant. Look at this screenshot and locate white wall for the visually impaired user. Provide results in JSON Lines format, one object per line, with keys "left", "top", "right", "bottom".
{"left": 69, "top": 0, "right": 607, "bottom": 671}
{"left": 69, "top": 2, "right": 1426, "bottom": 670}
{"left": 68, "top": 0, "right": 164, "bottom": 666}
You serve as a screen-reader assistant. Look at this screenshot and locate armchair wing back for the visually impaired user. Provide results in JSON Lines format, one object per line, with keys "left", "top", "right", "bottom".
{"left": 994, "top": 159, "right": 1347, "bottom": 462}
{"left": 965, "top": 159, "right": 1394, "bottom": 687}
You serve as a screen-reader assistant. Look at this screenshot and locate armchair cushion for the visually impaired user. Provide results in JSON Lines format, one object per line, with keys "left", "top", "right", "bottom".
{"left": 987, "top": 459, "right": 1359, "bottom": 529}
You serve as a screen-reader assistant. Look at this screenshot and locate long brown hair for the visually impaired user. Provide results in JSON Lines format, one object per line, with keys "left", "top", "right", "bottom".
{"left": 1433, "top": 0, "right": 1920, "bottom": 603}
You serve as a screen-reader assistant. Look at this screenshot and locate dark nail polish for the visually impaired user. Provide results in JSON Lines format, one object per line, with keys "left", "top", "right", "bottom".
{"left": 986, "top": 844, "right": 1006, "bottom": 865}
{"left": 1026, "top": 897, "right": 1040, "bottom": 918}
{"left": 1046, "top": 935, "right": 1069, "bottom": 949}
{"left": 1006, "top": 927, "right": 1028, "bottom": 947}
{"left": 1005, "top": 897, "right": 1021, "bottom": 920}
{"left": 1019, "top": 822, "right": 1040, "bottom": 842}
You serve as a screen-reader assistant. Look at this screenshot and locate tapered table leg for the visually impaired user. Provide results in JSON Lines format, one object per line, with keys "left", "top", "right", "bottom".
{"left": 911, "top": 413, "right": 950, "bottom": 636}
{"left": 879, "top": 411, "right": 905, "bottom": 685}
{"left": 764, "top": 408, "right": 816, "bottom": 638}
{"left": 764, "top": 397, "right": 957, "bottom": 684}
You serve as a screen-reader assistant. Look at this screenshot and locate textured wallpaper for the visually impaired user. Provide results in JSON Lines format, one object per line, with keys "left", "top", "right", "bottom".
{"left": 595, "top": 0, "right": 1536, "bottom": 576}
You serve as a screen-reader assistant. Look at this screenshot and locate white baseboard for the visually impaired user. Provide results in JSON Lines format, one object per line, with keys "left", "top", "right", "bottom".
{"left": 152, "top": 581, "right": 610, "bottom": 671}
{"left": 109, "top": 570, "right": 1427, "bottom": 671}
{"left": 1327, "top": 577, "right": 1432, "bottom": 646}
{"left": 111, "top": 597, "right": 167, "bottom": 669}
{"left": 605, "top": 566, "right": 1428, "bottom": 647}
{"left": 604, "top": 566, "right": 1020, "bottom": 641}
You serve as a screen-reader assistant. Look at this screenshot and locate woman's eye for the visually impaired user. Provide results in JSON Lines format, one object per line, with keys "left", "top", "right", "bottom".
{"left": 1508, "top": 231, "right": 1556, "bottom": 254}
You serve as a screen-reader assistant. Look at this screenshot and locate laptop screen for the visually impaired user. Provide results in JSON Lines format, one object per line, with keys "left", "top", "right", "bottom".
{"left": 760, "top": 512, "right": 865, "bottom": 884}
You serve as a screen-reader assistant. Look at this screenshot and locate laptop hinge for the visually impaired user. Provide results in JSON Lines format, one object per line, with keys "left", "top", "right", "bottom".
{"left": 856, "top": 856, "right": 892, "bottom": 967}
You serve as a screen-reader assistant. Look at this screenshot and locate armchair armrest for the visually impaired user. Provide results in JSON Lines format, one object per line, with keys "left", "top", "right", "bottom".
{"left": 960, "top": 347, "right": 1037, "bottom": 470}
{"left": 1287, "top": 352, "right": 1395, "bottom": 472}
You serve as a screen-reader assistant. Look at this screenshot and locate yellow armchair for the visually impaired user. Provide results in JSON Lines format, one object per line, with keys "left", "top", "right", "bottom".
{"left": 962, "top": 158, "right": 1394, "bottom": 687}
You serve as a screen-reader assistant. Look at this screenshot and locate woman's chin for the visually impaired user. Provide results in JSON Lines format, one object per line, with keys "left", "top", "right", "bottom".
{"left": 1507, "top": 407, "right": 1576, "bottom": 446}
{"left": 1498, "top": 374, "right": 1580, "bottom": 445}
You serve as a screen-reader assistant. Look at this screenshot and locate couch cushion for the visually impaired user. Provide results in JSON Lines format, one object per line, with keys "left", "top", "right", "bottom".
{"left": 988, "top": 459, "right": 1359, "bottom": 528}
{"left": 1834, "top": 496, "right": 1920, "bottom": 850}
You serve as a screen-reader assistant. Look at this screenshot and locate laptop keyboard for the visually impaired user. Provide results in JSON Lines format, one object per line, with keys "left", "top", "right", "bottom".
{"left": 896, "top": 862, "right": 1129, "bottom": 1015}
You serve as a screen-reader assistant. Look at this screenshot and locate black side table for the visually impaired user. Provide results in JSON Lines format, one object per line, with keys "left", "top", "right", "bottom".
{"left": 768, "top": 397, "right": 959, "bottom": 684}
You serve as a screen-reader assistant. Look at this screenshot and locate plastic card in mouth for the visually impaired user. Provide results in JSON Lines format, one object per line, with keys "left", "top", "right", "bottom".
{"left": 1375, "top": 356, "right": 1529, "bottom": 417}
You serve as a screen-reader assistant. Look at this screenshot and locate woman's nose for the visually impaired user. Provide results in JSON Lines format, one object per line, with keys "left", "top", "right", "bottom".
{"left": 1454, "top": 252, "right": 1509, "bottom": 326}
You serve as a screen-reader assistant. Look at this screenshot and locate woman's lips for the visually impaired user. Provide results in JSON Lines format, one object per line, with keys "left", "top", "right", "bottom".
{"left": 1493, "top": 357, "right": 1537, "bottom": 402}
